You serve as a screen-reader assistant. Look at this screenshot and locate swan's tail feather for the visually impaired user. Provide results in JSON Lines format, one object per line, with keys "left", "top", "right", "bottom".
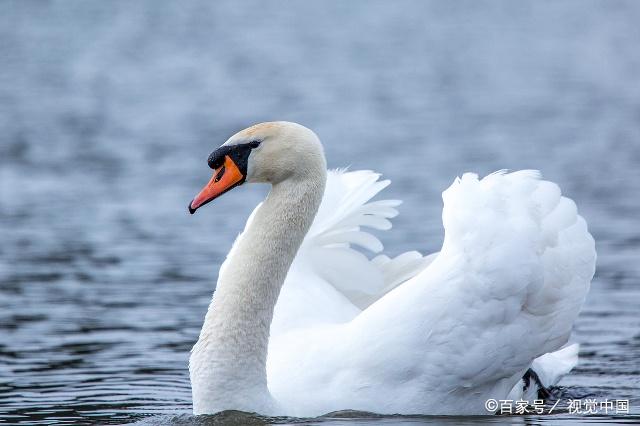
{"left": 531, "top": 343, "right": 580, "bottom": 389}
{"left": 511, "top": 344, "right": 580, "bottom": 402}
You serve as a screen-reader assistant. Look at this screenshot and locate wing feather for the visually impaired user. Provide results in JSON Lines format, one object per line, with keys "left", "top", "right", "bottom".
{"left": 271, "top": 169, "right": 428, "bottom": 334}
{"left": 269, "top": 169, "right": 595, "bottom": 415}
{"left": 330, "top": 170, "right": 595, "bottom": 413}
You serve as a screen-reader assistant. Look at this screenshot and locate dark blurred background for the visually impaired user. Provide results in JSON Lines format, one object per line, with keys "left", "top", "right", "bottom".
{"left": 0, "top": 0, "right": 638, "bottom": 424}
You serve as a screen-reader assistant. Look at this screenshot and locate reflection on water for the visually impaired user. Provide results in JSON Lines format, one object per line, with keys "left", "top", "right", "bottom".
{"left": 1, "top": 0, "right": 639, "bottom": 424}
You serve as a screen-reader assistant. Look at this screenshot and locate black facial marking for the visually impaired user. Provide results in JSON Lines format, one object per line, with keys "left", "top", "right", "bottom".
{"left": 207, "top": 141, "right": 261, "bottom": 179}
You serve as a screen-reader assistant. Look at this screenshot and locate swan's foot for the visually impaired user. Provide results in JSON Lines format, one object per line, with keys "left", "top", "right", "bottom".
{"left": 523, "top": 368, "right": 552, "bottom": 400}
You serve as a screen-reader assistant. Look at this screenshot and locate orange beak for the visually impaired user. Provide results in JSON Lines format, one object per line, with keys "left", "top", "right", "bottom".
{"left": 189, "top": 155, "right": 245, "bottom": 214}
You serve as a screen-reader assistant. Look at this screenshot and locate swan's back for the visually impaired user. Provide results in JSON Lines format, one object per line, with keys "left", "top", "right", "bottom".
{"left": 267, "top": 169, "right": 595, "bottom": 416}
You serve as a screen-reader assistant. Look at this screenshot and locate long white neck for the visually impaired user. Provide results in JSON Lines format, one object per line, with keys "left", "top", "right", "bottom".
{"left": 190, "top": 168, "right": 326, "bottom": 415}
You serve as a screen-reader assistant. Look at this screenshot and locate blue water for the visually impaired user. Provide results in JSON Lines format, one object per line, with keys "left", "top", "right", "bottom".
{"left": 1, "top": 0, "right": 639, "bottom": 424}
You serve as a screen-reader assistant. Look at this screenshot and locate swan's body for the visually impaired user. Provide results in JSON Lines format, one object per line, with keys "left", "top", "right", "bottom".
{"left": 188, "top": 122, "right": 595, "bottom": 416}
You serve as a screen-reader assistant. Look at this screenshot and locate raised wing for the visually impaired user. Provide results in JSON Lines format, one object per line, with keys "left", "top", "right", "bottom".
{"left": 270, "top": 169, "right": 429, "bottom": 334}
{"left": 333, "top": 170, "right": 596, "bottom": 413}
{"left": 269, "top": 170, "right": 594, "bottom": 416}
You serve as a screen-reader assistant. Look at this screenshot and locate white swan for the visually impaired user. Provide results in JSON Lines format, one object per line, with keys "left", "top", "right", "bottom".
{"left": 187, "top": 121, "right": 595, "bottom": 416}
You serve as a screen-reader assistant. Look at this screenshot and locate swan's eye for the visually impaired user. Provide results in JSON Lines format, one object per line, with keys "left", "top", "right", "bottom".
{"left": 249, "top": 140, "right": 261, "bottom": 149}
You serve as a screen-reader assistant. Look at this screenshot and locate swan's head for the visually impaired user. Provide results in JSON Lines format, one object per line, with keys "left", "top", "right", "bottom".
{"left": 189, "top": 121, "right": 325, "bottom": 213}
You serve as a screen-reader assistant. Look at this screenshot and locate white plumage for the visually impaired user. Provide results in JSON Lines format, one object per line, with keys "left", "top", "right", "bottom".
{"left": 267, "top": 169, "right": 594, "bottom": 415}
{"left": 189, "top": 122, "right": 596, "bottom": 416}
